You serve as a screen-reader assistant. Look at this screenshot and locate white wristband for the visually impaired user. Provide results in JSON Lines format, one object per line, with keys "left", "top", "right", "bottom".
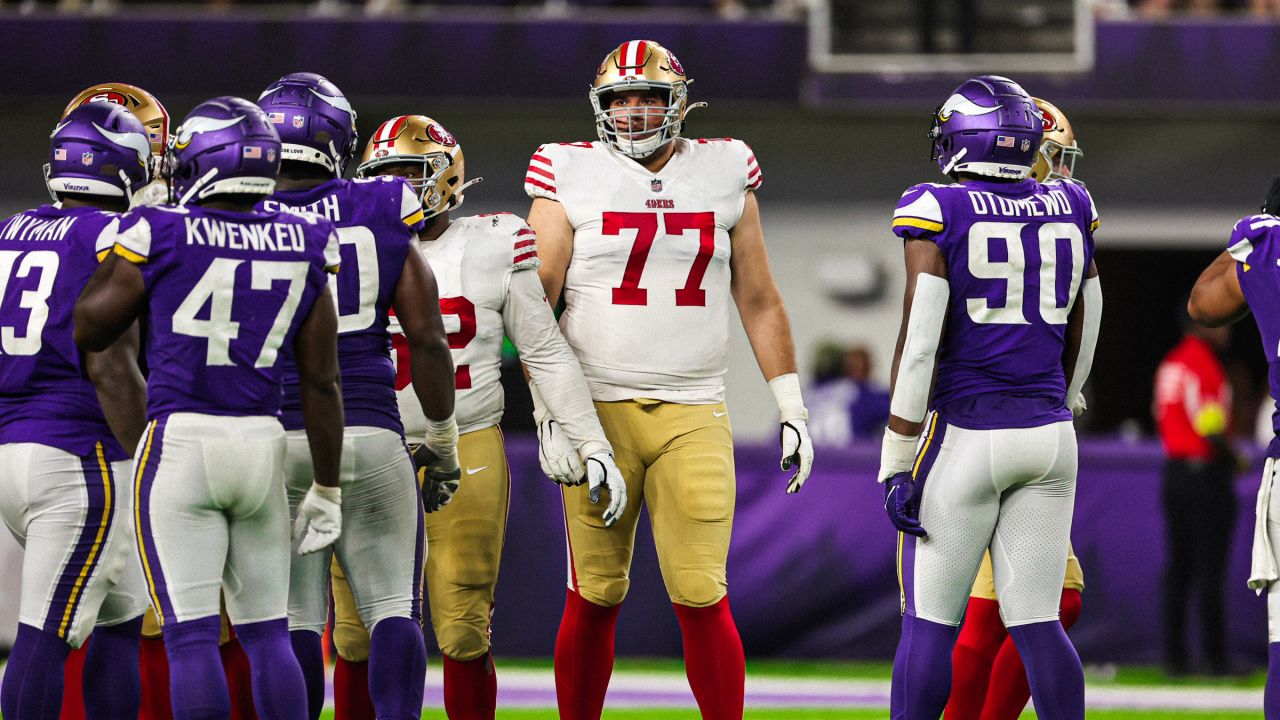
{"left": 423, "top": 415, "right": 458, "bottom": 455}
{"left": 878, "top": 427, "right": 919, "bottom": 483}
{"left": 768, "top": 373, "right": 808, "bottom": 423}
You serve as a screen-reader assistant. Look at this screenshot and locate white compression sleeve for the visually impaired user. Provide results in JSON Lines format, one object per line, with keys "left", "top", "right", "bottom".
{"left": 889, "top": 273, "right": 949, "bottom": 425}
{"left": 504, "top": 268, "right": 613, "bottom": 459}
{"left": 1066, "top": 275, "right": 1102, "bottom": 405}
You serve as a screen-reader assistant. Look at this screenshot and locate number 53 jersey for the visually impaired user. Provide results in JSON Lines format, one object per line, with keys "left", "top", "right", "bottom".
{"left": 524, "top": 138, "right": 761, "bottom": 404}
{"left": 891, "top": 178, "right": 1098, "bottom": 430}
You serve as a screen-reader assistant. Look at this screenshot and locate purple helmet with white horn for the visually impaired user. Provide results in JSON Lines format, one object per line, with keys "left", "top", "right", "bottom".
{"left": 168, "top": 96, "right": 281, "bottom": 204}
{"left": 47, "top": 102, "right": 151, "bottom": 202}
{"left": 257, "top": 72, "right": 358, "bottom": 177}
{"left": 929, "top": 75, "right": 1042, "bottom": 180}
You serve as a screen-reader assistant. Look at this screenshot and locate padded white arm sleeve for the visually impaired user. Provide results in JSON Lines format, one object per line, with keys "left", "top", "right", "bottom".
{"left": 505, "top": 269, "right": 613, "bottom": 459}
{"left": 889, "top": 273, "right": 949, "bottom": 425}
{"left": 1066, "top": 275, "right": 1102, "bottom": 405}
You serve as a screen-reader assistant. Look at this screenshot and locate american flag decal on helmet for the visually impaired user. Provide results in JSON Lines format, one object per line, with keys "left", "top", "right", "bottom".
{"left": 617, "top": 40, "right": 650, "bottom": 76}
{"left": 996, "top": 135, "right": 1016, "bottom": 148}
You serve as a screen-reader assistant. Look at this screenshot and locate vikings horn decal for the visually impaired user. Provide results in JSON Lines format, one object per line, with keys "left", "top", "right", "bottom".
{"left": 937, "top": 94, "right": 1000, "bottom": 122}
{"left": 93, "top": 123, "right": 152, "bottom": 166}
{"left": 308, "top": 88, "right": 356, "bottom": 124}
{"left": 174, "top": 115, "right": 244, "bottom": 149}
{"left": 50, "top": 121, "right": 72, "bottom": 139}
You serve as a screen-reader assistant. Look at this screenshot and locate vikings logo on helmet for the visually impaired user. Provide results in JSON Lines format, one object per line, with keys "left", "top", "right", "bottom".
{"left": 94, "top": 122, "right": 152, "bottom": 167}
{"left": 174, "top": 115, "right": 245, "bottom": 150}
{"left": 937, "top": 93, "right": 1000, "bottom": 122}
{"left": 427, "top": 124, "right": 457, "bottom": 147}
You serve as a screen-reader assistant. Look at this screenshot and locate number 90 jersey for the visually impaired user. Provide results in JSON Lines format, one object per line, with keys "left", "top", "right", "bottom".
{"left": 524, "top": 138, "right": 762, "bottom": 404}
{"left": 389, "top": 213, "right": 540, "bottom": 438}
{"left": 891, "top": 177, "right": 1098, "bottom": 430}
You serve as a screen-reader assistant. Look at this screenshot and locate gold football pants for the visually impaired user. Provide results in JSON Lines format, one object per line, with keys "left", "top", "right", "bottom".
{"left": 969, "top": 543, "right": 1085, "bottom": 601}
{"left": 564, "top": 399, "right": 735, "bottom": 608}
{"left": 332, "top": 426, "right": 509, "bottom": 662}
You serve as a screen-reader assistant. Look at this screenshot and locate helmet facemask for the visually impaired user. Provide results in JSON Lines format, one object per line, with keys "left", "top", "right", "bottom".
{"left": 590, "top": 81, "right": 689, "bottom": 159}
{"left": 358, "top": 152, "right": 480, "bottom": 220}
{"left": 1037, "top": 139, "right": 1082, "bottom": 182}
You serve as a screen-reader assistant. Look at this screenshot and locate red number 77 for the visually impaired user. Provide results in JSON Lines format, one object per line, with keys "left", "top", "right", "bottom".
{"left": 606, "top": 211, "right": 716, "bottom": 307}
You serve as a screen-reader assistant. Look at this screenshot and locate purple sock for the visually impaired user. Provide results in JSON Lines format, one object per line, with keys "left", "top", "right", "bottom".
{"left": 83, "top": 616, "right": 143, "bottom": 719}
{"left": 368, "top": 616, "right": 427, "bottom": 720}
{"left": 236, "top": 618, "right": 308, "bottom": 720}
{"left": 1008, "top": 619, "right": 1085, "bottom": 720}
{"left": 0, "top": 623, "right": 71, "bottom": 719}
{"left": 290, "top": 629, "right": 326, "bottom": 719}
{"left": 890, "top": 614, "right": 956, "bottom": 720}
{"left": 1266, "top": 642, "right": 1280, "bottom": 719}
{"left": 163, "top": 615, "right": 230, "bottom": 720}
{"left": 1, "top": 622, "right": 34, "bottom": 718}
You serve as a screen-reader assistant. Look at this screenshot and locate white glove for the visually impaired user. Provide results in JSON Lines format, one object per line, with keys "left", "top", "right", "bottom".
{"left": 293, "top": 483, "right": 341, "bottom": 555}
{"left": 129, "top": 179, "right": 170, "bottom": 208}
{"left": 781, "top": 419, "right": 814, "bottom": 494}
{"left": 537, "top": 416, "right": 586, "bottom": 485}
{"left": 585, "top": 453, "right": 627, "bottom": 527}
{"left": 1069, "top": 393, "right": 1087, "bottom": 417}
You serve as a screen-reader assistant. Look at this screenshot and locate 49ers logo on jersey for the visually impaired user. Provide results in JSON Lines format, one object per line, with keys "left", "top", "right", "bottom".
{"left": 83, "top": 91, "right": 128, "bottom": 107}
{"left": 427, "top": 123, "right": 457, "bottom": 147}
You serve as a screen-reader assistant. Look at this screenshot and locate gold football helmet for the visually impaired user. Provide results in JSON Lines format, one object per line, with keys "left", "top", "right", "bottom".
{"left": 590, "top": 40, "right": 704, "bottom": 159}
{"left": 1030, "top": 98, "right": 1082, "bottom": 182}
{"left": 64, "top": 83, "right": 170, "bottom": 157}
{"left": 356, "top": 115, "right": 480, "bottom": 220}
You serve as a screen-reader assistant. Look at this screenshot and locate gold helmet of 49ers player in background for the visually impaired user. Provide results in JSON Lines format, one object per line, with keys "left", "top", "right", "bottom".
{"left": 1030, "top": 97, "right": 1083, "bottom": 183}
{"left": 63, "top": 83, "right": 170, "bottom": 157}
{"left": 356, "top": 114, "right": 481, "bottom": 220}
{"left": 589, "top": 40, "right": 705, "bottom": 159}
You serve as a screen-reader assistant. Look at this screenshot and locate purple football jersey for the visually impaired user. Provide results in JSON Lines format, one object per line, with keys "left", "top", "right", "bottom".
{"left": 0, "top": 205, "right": 127, "bottom": 461}
{"left": 260, "top": 176, "right": 422, "bottom": 433}
{"left": 891, "top": 178, "right": 1098, "bottom": 430}
{"left": 111, "top": 204, "right": 339, "bottom": 420}
{"left": 1229, "top": 214, "right": 1280, "bottom": 456}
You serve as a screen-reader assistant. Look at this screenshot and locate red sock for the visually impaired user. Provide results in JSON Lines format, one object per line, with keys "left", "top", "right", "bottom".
{"left": 59, "top": 641, "right": 88, "bottom": 720}
{"left": 671, "top": 597, "right": 745, "bottom": 720}
{"left": 945, "top": 597, "right": 1006, "bottom": 720}
{"left": 442, "top": 652, "right": 498, "bottom": 720}
{"left": 221, "top": 638, "right": 258, "bottom": 720}
{"left": 334, "top": 656, "right": 376, "bottom": 720}
{"left": 138, "top": 636, "right": 173, "bottom": 720}
{"left": 554, "top": 590, "right": 621, "bottom": 720}
{"left": 980, "top": 589, "right": 1082, "bottom": 720}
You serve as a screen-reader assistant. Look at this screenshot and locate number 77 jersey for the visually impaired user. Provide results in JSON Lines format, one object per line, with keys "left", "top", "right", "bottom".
{"left": 891, "top": 177, "right": 1098, "bottom": 429}
{"left": 524, "top": 138, "right": 761, "bottom": 403}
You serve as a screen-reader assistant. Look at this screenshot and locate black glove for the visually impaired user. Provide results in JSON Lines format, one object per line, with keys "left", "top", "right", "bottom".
{"left": 411, "top": 442, "right": 461, "bottom": 513}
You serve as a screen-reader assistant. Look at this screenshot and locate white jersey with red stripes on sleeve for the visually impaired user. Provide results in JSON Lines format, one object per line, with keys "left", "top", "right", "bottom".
{"left": 523, "top": 137, "right": 760, "bottom": 404}
{"left": 390, "top": 213, "right": 539, "bottom": 437}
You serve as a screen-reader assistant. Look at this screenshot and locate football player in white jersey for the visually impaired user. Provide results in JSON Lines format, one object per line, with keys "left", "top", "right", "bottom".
{"left": 322, "top": 113, "right": 625, "bottom": 720}
{"left": 525, "top": 40, "right": 814, "bottom": 720}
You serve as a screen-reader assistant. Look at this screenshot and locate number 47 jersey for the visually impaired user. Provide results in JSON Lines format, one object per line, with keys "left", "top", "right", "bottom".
{"left": 525, "top": 138, "right": 761, "bottom": 404}
{"left": 892, "top": 177, "right": 1098, "bottom": 430}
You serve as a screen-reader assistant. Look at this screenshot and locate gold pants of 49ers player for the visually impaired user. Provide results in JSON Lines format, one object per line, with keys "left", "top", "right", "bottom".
{"left": 969, "top": 544, "right": 1085, "bottom": 601}
{"left": 565, "top": 399, "right": 735, "bottom": 609}
{"left": 332, "top": 426, "right": 509, "bottom": 663}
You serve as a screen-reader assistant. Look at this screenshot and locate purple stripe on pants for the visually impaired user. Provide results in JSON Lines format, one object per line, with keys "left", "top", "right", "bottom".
{"left": 134, "top": 417, "right": 175, "bottom": 623}
{"left": 899, "top": 412, "right": 948, "bottom": 618}
{"left": 43, "top": 444, "right": 114, "bottom": 638}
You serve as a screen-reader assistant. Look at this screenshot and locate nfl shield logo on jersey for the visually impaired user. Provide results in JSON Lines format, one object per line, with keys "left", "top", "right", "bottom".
{"left": 651, "top": 179, "right": 663, "bottom": 193}
{"left": 81, "top": 151, "right": 94, "bottom": 166}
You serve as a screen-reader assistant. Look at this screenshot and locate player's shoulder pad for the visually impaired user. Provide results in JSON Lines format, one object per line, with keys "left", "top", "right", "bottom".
{"left": 1053, "top": 178, "right": 1099, "bottom": 232}
{"left": 463, "top": 213, "right": 541, "bottom": 272}
{"left": 1228, "top": 213, "right": 1280, "bottom": 264}
{"left": 525, "top": 143, "right": 569, "bottom": 201}
{"left": 892, "top": 183, "right": 949, "bottom": 239}
{"left": 93, "top": 215, "right": 123, "bottom": 262}
{"left": 111, "top": 208, "right": 159, "bottom": 264}
{"left": 689, "top": 137, "right": 762, "bottom": 191}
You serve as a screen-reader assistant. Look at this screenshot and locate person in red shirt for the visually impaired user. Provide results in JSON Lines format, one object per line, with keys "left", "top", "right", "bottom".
{"left": 1154, "top": 319, "right": 1235, "bottom": 675}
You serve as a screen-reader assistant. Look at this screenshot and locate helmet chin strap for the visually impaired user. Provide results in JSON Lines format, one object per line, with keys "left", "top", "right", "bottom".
{"left": 178, "top": 168, "right": 220, "bottom": 206}
{"left": 941, "top": 147, "right": 968, "bottom": 176}
{"left": 118, "top": 169, "right": 136, "bottom": 207}
{"left": 42, "top": 163, "right": 58, "bottom": 203}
